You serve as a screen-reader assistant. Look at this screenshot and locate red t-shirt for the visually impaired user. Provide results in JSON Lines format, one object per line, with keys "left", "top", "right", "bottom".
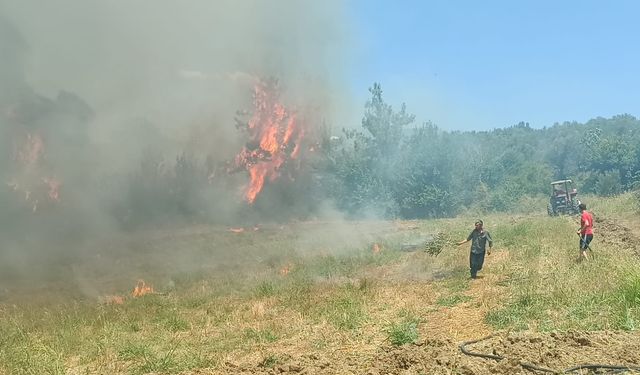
{"left": 580, "top": 211, "right": 594, "bottom": 235}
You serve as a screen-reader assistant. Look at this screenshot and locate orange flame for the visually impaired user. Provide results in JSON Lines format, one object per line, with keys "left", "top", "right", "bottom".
{"left": 233, "top": 79, "right": 305, "bottom": 204}
{"left": 279, "top": 263, "right": 293, "bottom": 276}
{"left": 132, "top": 280, "right": 154, "bottom": 297}
{"left": 228, "top": 227, "right": 245, "bottom": 233}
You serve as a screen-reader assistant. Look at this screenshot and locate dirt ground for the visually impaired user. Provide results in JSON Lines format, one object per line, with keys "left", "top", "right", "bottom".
{"left": 202, "top": 330, "right": 640, "bottom": 374}
{"left": 200, "top": 217, "right": 640, "bottom": 375}
{"left": 595, "top": 216, "right": 640, "bottom": 259}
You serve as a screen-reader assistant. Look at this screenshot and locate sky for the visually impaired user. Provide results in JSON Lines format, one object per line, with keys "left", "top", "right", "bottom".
{"left": 347, "top": 0, "right": 640, "bottom": 131}
{"left": 3, "top": 1, "right": 639, "bottom": 134}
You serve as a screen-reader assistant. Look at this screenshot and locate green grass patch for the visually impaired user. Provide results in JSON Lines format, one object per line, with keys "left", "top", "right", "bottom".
{"left": 485, "top": 291, "right": 545, "bottom": 330}
{"left": 436, "top": 294, "right": 472, "bottom": 307}
{"left": 439, "top": 269, "right": 471, "bottom": 292}
{"left": 386, "top": 320, "right": 420, "bottom": 346}
{"left": 613, "top": 271, "right": 640, "bottom": 330}
{"left": 118, "top": 342, "right": 151, "bottom": 361}
{"left": 161, "top": 313, "right": 190, "bottom": 332}
{"left": 385, "top": 311, "right": 422, "bottom": 346}
{"left": 315, "top": 284, "right": 368, "bottom": 330}
{"left": 254, "top": 280, "right": 278, "bottom": 298}
{"left": 243, "top": 328, "right": 279, "bottom": 343}
{"left": 135, "top": 346, "right": 178, "bottom": 374}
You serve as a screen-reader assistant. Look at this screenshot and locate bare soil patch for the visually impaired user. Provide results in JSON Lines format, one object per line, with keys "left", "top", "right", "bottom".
{"left": 205, "top": 331, "right": 640, "bottom": 374}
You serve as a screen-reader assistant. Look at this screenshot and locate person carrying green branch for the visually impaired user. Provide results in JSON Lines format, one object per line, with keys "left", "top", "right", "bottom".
{"left": 457, "top": 220, "right": 493, "bottom": 279}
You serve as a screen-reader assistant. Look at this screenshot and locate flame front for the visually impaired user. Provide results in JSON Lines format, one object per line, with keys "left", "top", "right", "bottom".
{"left": 233, "top": 79, "right": 304, "bottom": 204}
{"left": 132, "top": 280, "right": 154, "bottom": 297}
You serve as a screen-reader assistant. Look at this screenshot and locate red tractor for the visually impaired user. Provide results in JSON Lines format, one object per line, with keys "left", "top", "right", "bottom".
{"left": 548, "top": 179, "right": 581, "bottom": 216}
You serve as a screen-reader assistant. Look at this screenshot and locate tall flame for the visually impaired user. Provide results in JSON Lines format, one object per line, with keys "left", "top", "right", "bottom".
{"left": 233, "top": 79, "right": 305, "bottom": 204}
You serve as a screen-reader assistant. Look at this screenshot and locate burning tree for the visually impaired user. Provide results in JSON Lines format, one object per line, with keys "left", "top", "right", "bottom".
{"left": 2, "top": 90, "right": 93, "bottom": 214}
{"left": 231, "top": 78, "right": 308, "bottom": 205}
{"left": 7, "top": 131, "right": 62, "bottom": 212}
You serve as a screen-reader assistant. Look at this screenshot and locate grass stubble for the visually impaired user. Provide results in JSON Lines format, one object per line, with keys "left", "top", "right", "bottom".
{"left": 1, "top": 194, "right": 639, "bottom": 374}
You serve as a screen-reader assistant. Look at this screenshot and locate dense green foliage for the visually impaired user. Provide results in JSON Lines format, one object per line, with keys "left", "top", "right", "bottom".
{"left": 325, "top": 84, "right": 640, "bottom": 218}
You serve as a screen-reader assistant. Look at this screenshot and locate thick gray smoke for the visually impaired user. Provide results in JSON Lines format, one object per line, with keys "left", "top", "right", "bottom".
{"left": 2, "top": 0, "right": 348, "bottom": 164}
{"left": 0, "top": 0, "right": 350, "bottom": 290}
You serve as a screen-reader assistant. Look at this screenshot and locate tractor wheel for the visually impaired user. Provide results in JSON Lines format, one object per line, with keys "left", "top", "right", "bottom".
{"left": 547, "top": 202, "right": 555, "bottom": 216}
{"left": 572, "top": 200, "right": 581, "bottom": 214}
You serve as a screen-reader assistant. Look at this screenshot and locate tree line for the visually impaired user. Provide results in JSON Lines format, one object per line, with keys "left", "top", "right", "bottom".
{"left": 322, "top": 84, "right": 640, "bottom": 219}
{"left": 3, "top": 82, "right": 640, "bottom": 229}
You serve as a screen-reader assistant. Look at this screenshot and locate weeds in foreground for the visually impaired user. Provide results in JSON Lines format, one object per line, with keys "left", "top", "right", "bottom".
{"left": 386, "top": 316, "right": 421, "bottom": 346}
{"left": 614, "top": 271, "right": 640, "bottom": 330}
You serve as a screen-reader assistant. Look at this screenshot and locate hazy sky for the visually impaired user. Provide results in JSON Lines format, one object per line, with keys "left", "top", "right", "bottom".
{"left": 347, "top": 0, "right": 640, "bottom": 130}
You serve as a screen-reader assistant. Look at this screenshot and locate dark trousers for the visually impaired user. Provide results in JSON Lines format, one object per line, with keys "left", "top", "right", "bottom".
{"left": 469, "top": 252, "right": 486, "bottom": 278}
{"left": 579, "top": 234, "right": 593, "bottom": 250}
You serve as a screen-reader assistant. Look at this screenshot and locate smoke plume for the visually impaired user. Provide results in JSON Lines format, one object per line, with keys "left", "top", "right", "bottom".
{"left": 0, "top": 0, "right": 350, "bottom": 290}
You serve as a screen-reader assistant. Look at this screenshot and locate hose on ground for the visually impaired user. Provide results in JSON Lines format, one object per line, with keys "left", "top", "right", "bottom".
{"left": 459, "top": 334, "right": 640, "bottom": 374}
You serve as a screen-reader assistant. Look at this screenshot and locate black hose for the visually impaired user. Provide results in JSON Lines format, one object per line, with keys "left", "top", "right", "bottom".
{"left": 459, "top": 334, "right": 557, "bottom": 373}
{"left": 459, "top": 334, "right": 503, "bottom": 360}
{"left": 564, "top": 364, "right": 640, "bottom": 373}
{"left": 459, "top": 335, "right": 640, "bottom": 374}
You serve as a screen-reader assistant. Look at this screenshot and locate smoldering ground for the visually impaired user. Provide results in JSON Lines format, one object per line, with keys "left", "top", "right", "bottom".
{"left": 0, "top": 0, "right": 359, "bottom": 296}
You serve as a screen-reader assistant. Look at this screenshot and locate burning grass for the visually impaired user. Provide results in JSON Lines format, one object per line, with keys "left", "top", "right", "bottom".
{"left": 1, "top": 195, "right": 640, "bottom": 374}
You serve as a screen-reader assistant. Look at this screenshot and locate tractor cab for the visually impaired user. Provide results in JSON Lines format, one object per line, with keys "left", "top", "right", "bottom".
{"left": 548, "top": 179, "right": 580, "bottom": 216}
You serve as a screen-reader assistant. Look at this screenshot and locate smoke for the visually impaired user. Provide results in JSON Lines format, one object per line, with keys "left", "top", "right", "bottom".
{"left": 2, "top": 0, "right": 348, "bottom": 161}
{"left": 0, "top": 0, "right": 351, "bottom": 291}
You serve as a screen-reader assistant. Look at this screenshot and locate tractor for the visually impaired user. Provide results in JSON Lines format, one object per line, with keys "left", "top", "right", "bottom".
{"left": 547, "top": 179, "right": 581, "bottom": 216}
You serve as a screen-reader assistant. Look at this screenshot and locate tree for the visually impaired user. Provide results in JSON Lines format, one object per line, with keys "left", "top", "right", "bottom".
{"left": 328, "top": 83, "right": 415, "bottom": 217}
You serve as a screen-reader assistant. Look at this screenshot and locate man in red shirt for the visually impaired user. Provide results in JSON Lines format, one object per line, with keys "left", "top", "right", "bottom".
{"left": 577, "top": 203, "right": 594, "bottom": 262}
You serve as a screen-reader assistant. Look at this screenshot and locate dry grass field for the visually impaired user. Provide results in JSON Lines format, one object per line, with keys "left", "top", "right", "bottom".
{"left": 1, "top": 194, "right": 640, "bottom": 374}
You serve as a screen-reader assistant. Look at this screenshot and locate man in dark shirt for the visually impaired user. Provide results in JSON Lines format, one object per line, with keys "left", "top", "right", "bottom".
{"left": 457, "top": 220, "right": 493, "bottom": 279}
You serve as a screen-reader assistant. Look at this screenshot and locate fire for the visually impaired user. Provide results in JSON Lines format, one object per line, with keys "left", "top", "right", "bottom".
{"left": 279, "top": 263, "right": 293, "bottom": 276}
{"left": 132, "top": 280, "right": 154, "bottom": 297}
{"left": 232, "top": 78, "right": 305, "bottom": 204}
{"left": 228, "top": 227, "right": 245, "bottom": 233}
{"left": 7, "top": 131, "right": 62, "bottom": 211}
